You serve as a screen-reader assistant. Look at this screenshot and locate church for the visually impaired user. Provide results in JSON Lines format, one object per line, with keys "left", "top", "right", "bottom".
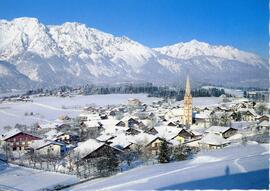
{"left": 183, "top": 76, "right": 193, "bottom": 126}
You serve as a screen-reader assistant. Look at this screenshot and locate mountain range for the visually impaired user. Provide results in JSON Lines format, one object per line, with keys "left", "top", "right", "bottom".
{"left": 0, "top": 17, "right": 268, "bottom": 92}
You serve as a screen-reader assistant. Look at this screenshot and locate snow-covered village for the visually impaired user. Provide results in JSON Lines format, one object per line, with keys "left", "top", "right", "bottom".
{"left": 0, "top": 76, "right": 269, "bottom": 190}
{"left": 0, "top": 0, "right": 269, "bottom": 190}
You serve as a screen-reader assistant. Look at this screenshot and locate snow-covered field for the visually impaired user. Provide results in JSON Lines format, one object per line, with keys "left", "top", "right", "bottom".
{"left": 0, "top": 94, "right": 223, "bottom": 128}
{"left": 0, "top": 94, "right": 162, "bottom": 128}
{"left": 67, "top": 143, "right": 269, "bottom": 190}
{"left": 0, "top": 161, "right": 79, "bottom": 191}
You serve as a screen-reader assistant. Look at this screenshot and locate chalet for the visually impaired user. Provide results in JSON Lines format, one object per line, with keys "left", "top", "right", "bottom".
{"left": 100, "top": 114, "right": 108, "bottom": 120}
{"left": 127, "top": 118, "right": 140, "bottom": 128}
{"left": 205, "top": 126, "right": 237, "bottom": 139}
{"left": 96, "top": 134, "right": 116, "bottom": 143}
{"left": 164, "top": 108, "right": 184, "bottom": 123}
{"left": 199, "top": 133, "right": 230, "bottom": 149}
{"left": 194, "top": 111, "right": 211, "bottom": 128}
{"left": 167, "top": 122, "right": 177, "bottom": 126}
{"left": 257, "top": 120, "right": 269, "bottom": 132}
{"left": 256, "top": 115, "right": 269, "bottom": 123}
{"left": 145, "top": 127, "right": 159, "bottom": 135}
{"left": 30, "top": 140, "right": 67, "bottom": 157}
{"left": 241, "top": 110, "right": 257, "bottom": 121}
{"left": 3, "top": 129, "right": 41, "bottom": 151}
{"left": 138, "top": 121, "right": 147, "bottom": 129}
{"left": 109, "top": 134, "right": 134, "bottom": 151}
{"left": 125, "top": 128, "right": 141, "bottom": 135}
{"left": 73, "top": 139, "right": 122, "bottom": 162}
{"left": 44, "top": 130, "right": 72, "bottom": 144}
{"left": 171, "top": 129, "right": 194, "bottom": 143}
{"left": 115, "top": 121, "right": 126, "bottom": 127}
{"left": 56, "top": 124, "right": 71, "bottom": 131}
{"left": 128, "top": 98, "right": 142, "bottom": 106}
{"left": 145, "top": 137, "right": 170, "bottom": 155}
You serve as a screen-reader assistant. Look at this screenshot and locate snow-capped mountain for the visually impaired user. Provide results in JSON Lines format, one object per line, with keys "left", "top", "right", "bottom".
{"left": 154, "top": 39, "right": 266, "bottom": 66}
{"left": 0, "top": 17, "right": 268, "bottom": 92}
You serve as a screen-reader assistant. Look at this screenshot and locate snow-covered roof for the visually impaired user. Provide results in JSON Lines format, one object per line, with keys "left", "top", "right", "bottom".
{"left": 154, "top": 125, "right": 181, "bottom": 140}
{"left": 2, "top": 129, "right": 22, "bottom": 140}
{"left": 121, "top": 115, "right": 138, "bottom": 122}
{"left": 96, "top": 134, "right": 115, "bottom": 142}
{"left": 238, "top": 108, "right": 257, "bottom": 116}
{"left": 73, "top": 138, "right": 104, "bottom": 159}
{"left": 200, "top": 133, "right": 230, "bottom": 146}
{"left": 205, "top": 126, "right": 234, "bottom": 134}
{"left": 30, "top": 139, "right": 64, "bottom": 150}
{"left": 44, "top": 129, "right": 69, "bottom": 140}
{"left": 258, "top": 120, "right": 269, "bottom": 127}
{"left": 129, "top": 133, "right": 159, "bottom": 145}
{"left": 195, "top": 111, "right": 211, "bottom": 119}
{"left": 110, "top": 133, "right": 133, "bottom": 149}
{"left": 227, "top": 133, "right": 243, "bottom": 141}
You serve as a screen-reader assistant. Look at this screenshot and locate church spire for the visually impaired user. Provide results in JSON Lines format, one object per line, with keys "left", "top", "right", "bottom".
{"left": 185, "top": 75, "right": 191, "bottom": 97}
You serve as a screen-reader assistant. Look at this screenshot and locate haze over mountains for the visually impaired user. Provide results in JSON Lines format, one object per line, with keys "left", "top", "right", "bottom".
{"left": 0, "top": 17, "right": 268, "bottom": 92}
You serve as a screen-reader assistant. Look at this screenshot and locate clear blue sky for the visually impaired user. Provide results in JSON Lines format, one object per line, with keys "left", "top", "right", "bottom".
{"left": 0, "top": 0, "right": 268, "bottom": 58}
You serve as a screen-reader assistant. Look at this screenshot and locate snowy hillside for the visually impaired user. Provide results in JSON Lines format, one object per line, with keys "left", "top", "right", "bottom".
{"left": 68, "top": 143, "right": 269, "bottom": 190}
{"left": 0, "top": 17, "right": 268, "bottom": 92}
{"left": 0, "top": 161, "right": 79, "bottom": 191}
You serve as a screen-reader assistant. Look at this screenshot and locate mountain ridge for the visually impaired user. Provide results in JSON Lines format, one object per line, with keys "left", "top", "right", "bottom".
{"left": 0, "top": 17, "right": 268, "bottom": 92}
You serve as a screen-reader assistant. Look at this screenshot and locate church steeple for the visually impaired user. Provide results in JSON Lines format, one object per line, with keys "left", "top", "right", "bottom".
{"left": 185, "top": 75, "right": 191, "bottom": 97}
{"left": 183, "top": 75, "right": 192, "bottom": 126}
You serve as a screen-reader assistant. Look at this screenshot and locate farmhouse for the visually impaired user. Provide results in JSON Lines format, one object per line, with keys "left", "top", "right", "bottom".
{"left": 73, "top": 138, "right": 122, "bottom": 162}
{"left": 205, "top": 126, "right": 237, "bottom": 139}
{"left": 199, "top": 133, "right": 230, "bottom": 149}
{"left": 3, "top": 129, "right": 41, "bottom": 151}
{"left": 30, "top": 140, "right": 67, "bottom": 157}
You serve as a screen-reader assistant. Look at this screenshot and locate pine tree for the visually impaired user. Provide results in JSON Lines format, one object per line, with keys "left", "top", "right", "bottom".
{"left": 158, "top": 141, "right": 170, "bottom": 163}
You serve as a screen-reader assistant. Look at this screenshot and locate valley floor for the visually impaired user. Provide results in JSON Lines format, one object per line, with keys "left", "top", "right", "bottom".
{"left": 66, "top": 142, "right": 269, "bottom": 191}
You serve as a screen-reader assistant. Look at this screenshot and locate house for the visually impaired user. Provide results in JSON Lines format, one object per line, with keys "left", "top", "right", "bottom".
{"left": 199, "top": 133, "right": 230, "bottom": 149}
{"left": 128, "top": 98, "right": 142, "bottom": 106}
{"left": 205, "top": 126, "right": 237, "bottom": 139}
{"left": 115, "top": 121, "right": 126, "bottom": 127}
{"left": 129, "top": 133, "right": 169, "bottom": 155}
{"left": 79, "top": 112, "right": 100, "bottom": 122}
{"left": 145, "top": 137, "right": 170, "bottom": 155}
{"left": 256, "top": 115, "right": 269, "bottom": 123}
{"left": 57, "top": 124, "right": 71, "bottom": 131}
{"left": 145, "top": 127, "right": 159, "bottom": 135}
{"left": 109, "top": 134, "right": 134, "bottom": 151}
{"left": 125, "top": 128, "right": 141, "bottom": 135}
{"left": 30, "top": 140, "right": 67, "bottom": 157}
{"left": 167, "top": 122, "right": 177, "bottom": 126}
{"left": 99, "top": 114, "right": 108, "bottom": 120}
{"left": 171, "top": 129, "right": 194, "bottom": 143}
{"left": 46, "top": 129, "right": 75, "bottom": 144}
{"left": 257, "top": 120, "right": 269, "bottom": 132}
{"left": 164, "top": 108, "right": 184, "bottom": 123}
{"left": 194, "top": 111, "right": 211, "bottom": 128}
{"left": 127, "top": 118, "right": 140, "bottom": 128}
{"left": 3, "top": 129, "right": 41, "bottom": 151}
{"left": 73, "top": 139, "right": 122, "bottom": 162}
{"left": 96, "top": 134, "right": 116, "bottom": 143}
{"left": 240, "top": 109, "right": 257, "bottom": 121}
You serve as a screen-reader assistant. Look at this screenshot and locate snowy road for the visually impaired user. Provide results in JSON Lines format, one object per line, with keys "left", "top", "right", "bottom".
{"left": 68, "top": 143, "right": 269, "bottom": 190}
